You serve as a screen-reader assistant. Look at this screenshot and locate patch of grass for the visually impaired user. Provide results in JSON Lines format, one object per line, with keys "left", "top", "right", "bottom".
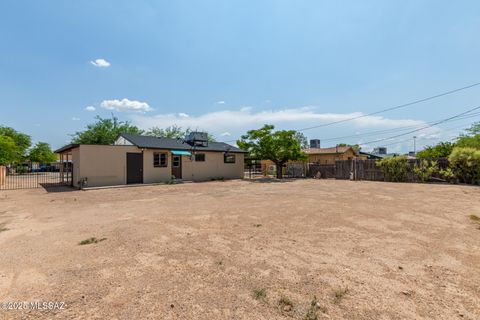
{"left": 333, "top": 287, "right": 349, "bottom": 304}
{"left": 253, "top": 224, "right": 262, "bottom": 228}
{"left": 469, "top": 214, "right": 480, "bottom": 222}
{"left": 304, "top": 296, "right": 321, "bottom": 320}
{"left": 278, "top": 296, "right": 294, "bottom": 312}
{"left": 78, "top": 237, "right": 107, "bottom": 245}
{"left": 252, "top": 288, "right": 266, "bottom": 301}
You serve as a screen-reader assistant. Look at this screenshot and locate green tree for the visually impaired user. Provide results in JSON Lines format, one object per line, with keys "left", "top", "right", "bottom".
{"left": 417, "top": 141, "right": 455, "bottom": 158}
{"left": 71, "top": 115, "right": 144, "bottom": 144}
{"left": 28, "top": 142, "right": 57, "bottom": 163}
{"left": 237, "top": 124, "right": 307, "bottom": 179}
{"left": 337, "top": 143, "right": 361, "bottom": 152}
{"left": 448, "top": 147, "right": 480, "bottom": 185}
{"left": 295, "top": 132, "right": 308, "bottom": 149}
{"left": 0, "top": 126, "right": 31, "bottom": 157}
{"left": 146, "top": 125, "right": 216, "bottom": 141}
{"left": 377, "top": 156, "right": 409, "bottom": 182}
{"left": 456, "top": 122, "right": 480, "bottom": 149}
{"left": 0, "top": 136, "right": 21, "bottom": 165}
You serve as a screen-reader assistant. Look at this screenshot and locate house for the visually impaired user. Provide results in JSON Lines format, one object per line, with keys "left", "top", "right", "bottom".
{"left": 305, "top": 146, "right": 358, "bottom": 164}
{"left": 55, "top": 133, "right": 246, "bottom": 188}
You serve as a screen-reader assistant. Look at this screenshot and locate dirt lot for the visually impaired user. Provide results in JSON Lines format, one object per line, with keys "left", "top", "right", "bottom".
{"left": 0, "top": 179, "right": 479, "bottom": 320}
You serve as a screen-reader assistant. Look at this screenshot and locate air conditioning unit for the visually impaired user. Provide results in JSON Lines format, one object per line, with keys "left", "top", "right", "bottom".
{"left": 185, "top": 132, "right": 209, "bottom": 147}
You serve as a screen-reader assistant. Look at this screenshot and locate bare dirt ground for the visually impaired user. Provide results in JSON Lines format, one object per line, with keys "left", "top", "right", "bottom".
{"left": 0, "top": 179, "right": 479, "bottom": 320}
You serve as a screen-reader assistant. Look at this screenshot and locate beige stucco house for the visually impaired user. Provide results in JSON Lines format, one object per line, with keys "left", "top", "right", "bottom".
{"left": 55, "top": 133, "right": 246, "bottom": 188}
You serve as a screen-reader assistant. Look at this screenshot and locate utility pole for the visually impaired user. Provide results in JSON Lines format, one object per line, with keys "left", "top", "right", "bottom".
{"left": 413, "top": 136, "right": 417, "bottom": 155}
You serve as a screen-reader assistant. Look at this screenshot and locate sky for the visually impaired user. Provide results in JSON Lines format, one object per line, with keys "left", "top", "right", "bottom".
{"left": 1, "top": 0, "right": 480, "bottom": 153}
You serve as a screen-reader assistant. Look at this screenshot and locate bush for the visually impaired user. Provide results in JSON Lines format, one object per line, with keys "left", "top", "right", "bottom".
{"left": 413, "top": 159, "right": 438, "bottom": 182}
{"left": 439, "top": 167, "right": 456, "bottom": 183}
{"left": 377, "top": 156, "right": 409, "bottom": 182}
{"left": 448, "top": 147, "right": 480, "bottom": 185}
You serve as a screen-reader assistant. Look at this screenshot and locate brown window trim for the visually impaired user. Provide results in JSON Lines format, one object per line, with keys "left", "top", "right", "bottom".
{"left": 153, "top": 152, "right": 168, "bottom": 167}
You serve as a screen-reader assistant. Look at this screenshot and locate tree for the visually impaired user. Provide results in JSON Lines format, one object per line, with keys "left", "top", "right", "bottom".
{"left": 295, "top": 132, "right": 308, "bottom": 149}
{"left": 0, "top": 126, "right": 31, "bottom": 157}
{"left": 28, "top": 142, "right": 57, "bottom": 163}
{"left": 448, "top": 147, "right": 480, "bottom": 185}
{"left": 0, "top": 136, "right": 21, "bottom": 165}
{"left": 146, "top": 125, "right": 216, "bottom": 142}
{"left": 337, "top": 143, "right": 361, "bottom": 152}
{"left": 237, "top": 124, "right": 307, "bottom": 179}
{"left": 71, "top": 115, "right": 144, "bottom": 144}
{"left": 456, "top": 122, "right": 480, "bottom": 149}
{"left": 417, "top": 141, "right": 455, "bottom": 159}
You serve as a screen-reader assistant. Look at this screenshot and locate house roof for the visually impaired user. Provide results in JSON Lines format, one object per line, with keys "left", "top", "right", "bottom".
{"left": 120, "top": 134, "right": 247, "bottom": 153}
{"left": 304, "top": 146, "right": 353, "bottom": 155}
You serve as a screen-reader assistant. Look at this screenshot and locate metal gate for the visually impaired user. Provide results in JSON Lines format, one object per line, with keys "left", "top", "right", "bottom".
{"left": 0, "top": 163, "right": 73, "bottom": 190}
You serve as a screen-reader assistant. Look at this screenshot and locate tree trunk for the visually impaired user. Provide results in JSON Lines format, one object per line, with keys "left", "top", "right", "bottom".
{"left": 275, "top": 163, "right": 284, "bottom": 179}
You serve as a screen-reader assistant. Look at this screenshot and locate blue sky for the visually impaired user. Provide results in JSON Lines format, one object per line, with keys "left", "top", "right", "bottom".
{"left": 1, "top": 1, "right": 480, "bottom": 152}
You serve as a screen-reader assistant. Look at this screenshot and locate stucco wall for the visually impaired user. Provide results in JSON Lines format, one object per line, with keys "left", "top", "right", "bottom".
{"left": 308, "top": 149, "right": 356, "bottom": 164}
{"left": 77, "top": 145, "right": 140, "bottom": 187}
{"left": 142, "top": 149, "right": 172, "bottom": 183}
{"left": 182, "top": 152, "right": 244, "bottom": 181}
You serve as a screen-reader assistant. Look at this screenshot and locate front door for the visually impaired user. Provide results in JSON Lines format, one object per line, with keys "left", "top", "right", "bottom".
{"left": 126, "top": 153, "right": 143, "bottom": 184}
{"left": 171, "top": 155, "right": 182, "bottom": 179}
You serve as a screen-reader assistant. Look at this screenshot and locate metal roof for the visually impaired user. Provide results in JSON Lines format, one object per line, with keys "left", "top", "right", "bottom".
{"left": 120, "top": 134, "right": 247, "bottom": 153}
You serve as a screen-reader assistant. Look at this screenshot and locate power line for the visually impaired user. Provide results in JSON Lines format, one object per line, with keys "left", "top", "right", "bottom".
{"left": 319, "top": 111, "right": 480, "bottom": 143}
{"left": 296, "top": 81, "right": 480, "bottom": 131}
{"left": 357, "top": 105, "right": 480, "bottom": 146}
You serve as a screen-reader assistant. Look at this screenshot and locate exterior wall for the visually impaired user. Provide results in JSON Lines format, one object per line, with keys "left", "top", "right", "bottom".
{"left": 182, "top": 152, "right": 244, "bottom": 181}
{"left": 71, "top": 147, "right": 80, "bottom": 187}
{"left": 308, "top": 149, "right": 357, "bottom": 164}
{"left": 142, "top": 149, "right": 173, "bottom": 183}
{"left": 77, "top": 145, "right": 140, "bottom": 187}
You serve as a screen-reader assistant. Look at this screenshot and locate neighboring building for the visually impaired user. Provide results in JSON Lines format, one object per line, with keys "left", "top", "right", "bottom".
{"left": 55, "top": 133, "right": 246, "bottom": 188}
{"left": 358, "top": 151, "right": 383, "bottom": 160}
{"left": 305, "top": 146, "right": 358, "bottom": 164}
{"left": 373, "top": 147, "right": 387, "bottom": 155}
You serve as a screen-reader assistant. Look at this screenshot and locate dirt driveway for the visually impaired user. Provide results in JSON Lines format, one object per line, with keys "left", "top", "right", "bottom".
{"left": 0, "top": 179, "right": 479, "bottom": 319}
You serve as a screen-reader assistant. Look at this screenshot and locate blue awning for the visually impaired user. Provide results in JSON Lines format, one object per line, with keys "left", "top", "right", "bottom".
{"left": 171, "top": 150, "right": 191, "bottom": 156}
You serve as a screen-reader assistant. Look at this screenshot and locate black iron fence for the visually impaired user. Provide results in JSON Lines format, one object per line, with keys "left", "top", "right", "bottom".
{"left": 0, "top": 163, "right": 73, "bottom": 190}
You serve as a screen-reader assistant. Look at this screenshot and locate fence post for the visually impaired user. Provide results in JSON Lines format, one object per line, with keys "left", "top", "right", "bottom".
{"left": 0, "top": 166, "right": 5, "bottom": 186}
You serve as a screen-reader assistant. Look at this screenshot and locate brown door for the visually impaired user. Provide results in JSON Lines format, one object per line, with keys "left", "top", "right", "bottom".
{"left": 127, "top": 153, "right": 143, "bottom": 184}
{"left": 171, "top": 155, "right": 182, "bottom": 179}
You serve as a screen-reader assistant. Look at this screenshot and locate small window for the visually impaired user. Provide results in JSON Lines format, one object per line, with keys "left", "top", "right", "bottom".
{"left": 153, "top": 152, "right": 168, "bottom": 167}
{"left": 194, "top": 153, "right": 205, "bottom": 162}
{"left": 172, "top": 155, "right": 180, "bottom": 167}
{"left": 224, "top": 154, "right": 236, "bottom": 163}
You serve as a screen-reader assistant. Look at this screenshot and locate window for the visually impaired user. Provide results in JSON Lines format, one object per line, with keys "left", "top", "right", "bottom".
{"left": 172, "top": 155, "right": 180, "bottom": 167}
{"left": 224, "top": 154, "right": 236, "bottom": 163}
{"left": 194, "top": 153, "right": 205, "bottom": 162}
{"left": 153, "top": 152, "right": 168, "bottom": 167}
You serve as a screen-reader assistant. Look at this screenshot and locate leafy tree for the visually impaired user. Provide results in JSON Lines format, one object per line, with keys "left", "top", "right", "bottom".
{"left": 377, "top": 156, "right": 409, "bottom": 182}
{"left": 295, "top": 132, "right": 308, "bottom": 149}
{"left": 71, "top": 115, "right": 144, "bottom": 144}
{"left": 417, "top": 141, "right": 455, "bottom": 159}
{"left": 337, "top": 143, "right": 361, "bottom": 152}
{"left": 448, "top": 147, "right": 480, "bottom": 185}
{"left": 28, "top": 142, "right": 57, "bottom": 163}
{"left": 0, "top": 136, "right": 21, "bottom": 165}
{"left": 146, "top": 125, "right": 216, "bottom": 141}
{"left": 237, "top": 124, "right": 307, "bottom": 179}
{"left": 456, "top": 122, "right": 480, "bottom": 149}
{"left": 0, "top": 126, "right": 31, "bottom": 157}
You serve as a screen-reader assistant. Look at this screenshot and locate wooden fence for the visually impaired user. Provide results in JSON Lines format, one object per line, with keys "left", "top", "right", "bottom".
{"left": 308, "top": 158, "right": 449, "bottom": 182}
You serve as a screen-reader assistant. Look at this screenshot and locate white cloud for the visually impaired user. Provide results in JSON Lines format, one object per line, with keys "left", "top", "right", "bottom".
{"left": 178, "top": 113, "right": 189, "bottom": 118}
{"left": 72, "top": 117, "right": 80, "bottom": 121}
{"left": 220, "top": 132, "right": 231, "bottom": 136}
{"left": 90, "top": 58, "right": 111, "bottom": 68}
{"left": 131, "top": 106, "right": 428, "bottom": 145}
{"left": 216, "top": 100, "right": 225, "bottom": 105}
{"left": 84, "top": 105, "right": 96, "bottom": 112}
{"left": 100, "top": 98, "right": 153, "bottom": 113}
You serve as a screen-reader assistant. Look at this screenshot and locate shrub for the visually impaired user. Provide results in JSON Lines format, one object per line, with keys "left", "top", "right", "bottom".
{"left": 377, "top": 156, "right": 409, "bottom": 182}
{"left": 448, "top": 147, "right": 480, "bottom": 185}
{"left": 439, "top": 167, "right": 456, "bottom": 183}
{"left": 413, "top": 159, "right": 438, "bottom": 182}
